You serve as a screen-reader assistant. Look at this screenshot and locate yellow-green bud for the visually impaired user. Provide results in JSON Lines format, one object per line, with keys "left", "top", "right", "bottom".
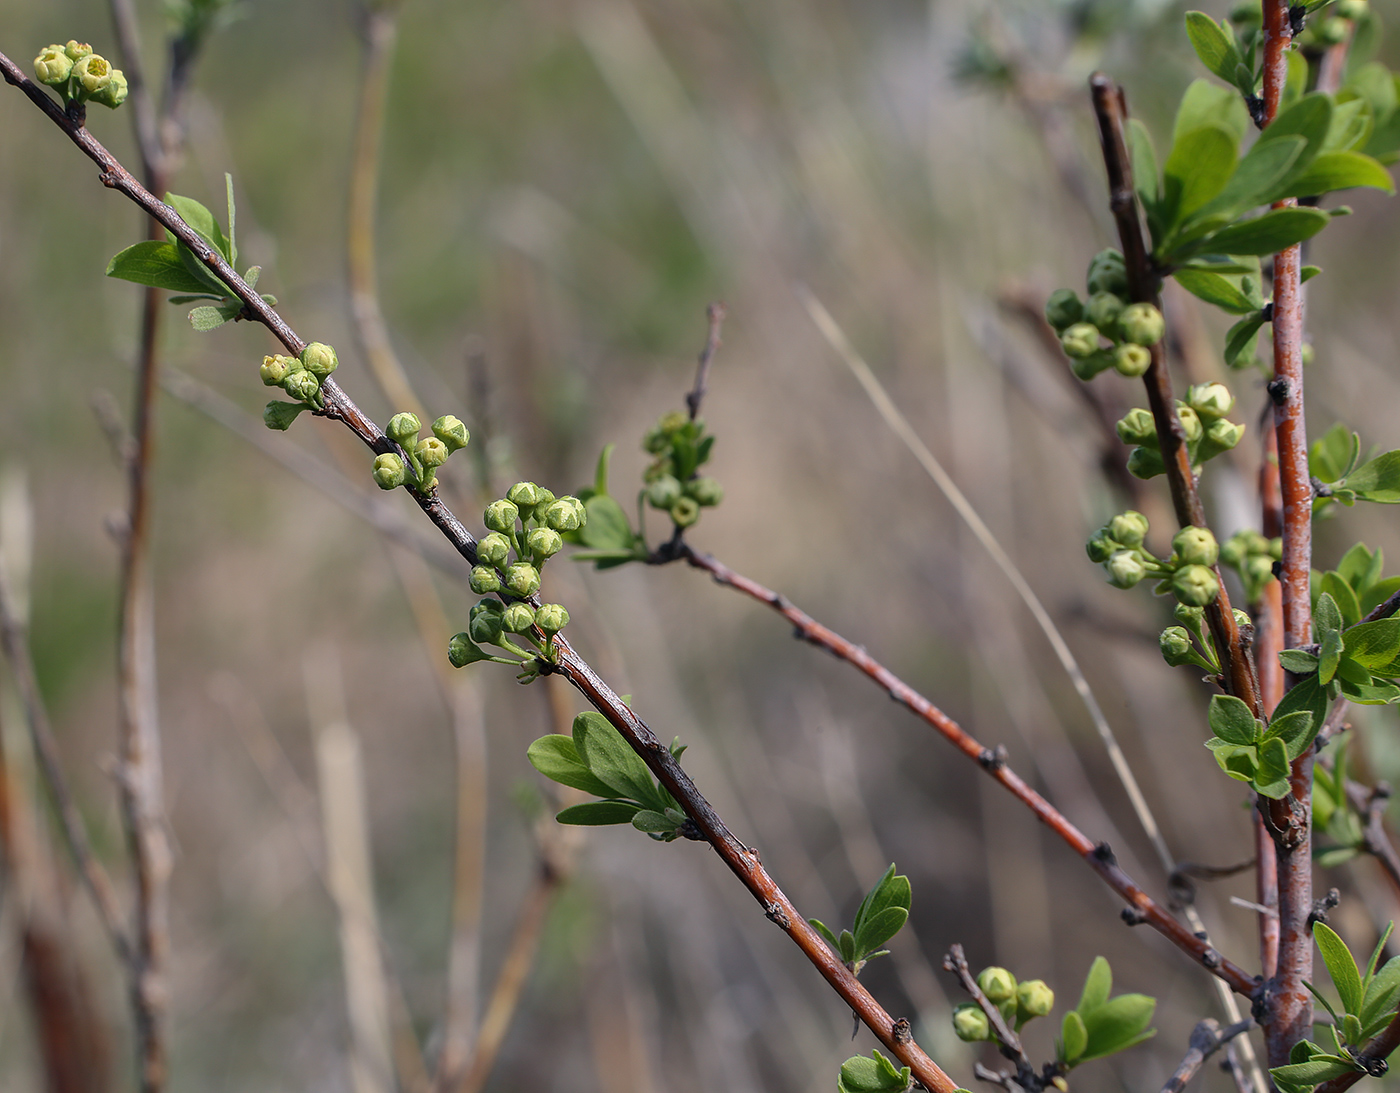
{"left": 1336, "top": 0, "right": 1368, "bottom": 19}
{"left": 484, "top": 499, "right": 519, "bottom": 533}
{"left": 659, "top": 410, "right": 687, "bottom": 435}
{"left": 527, "top": 526, "right": 563, "bottom": 560}
{"left": 261, "top": 354, "right": 296, "bottom": 386}
{"left": 544, "top": 497, "right": 586, "bottom": 532}
{"left": 1172, "top": 564, "right": 1220, "bottom": 607}
{"left": 1087, "top": 249, "right": 1129, "bottom": 297}
{"left": 284, "top": 369, "right": 321, "bottom": 403}
{"left": 387, "top": 412, "right": 421, "bottom": 446}
{"left": 507, "top": 481, "right": 544, "bottom": 508}
{"left": 1071, "top": 350, "right": 1116, "bottom": 381}
{"left": 1085, "top": 291, "right": 1126, "bottom": 333}
{"left": 33, "top": 47, "right": 73, "bottom": 85}
{"left": 1016, "top": 980, "right": 1054, "bottom": 1019}
{"left": 1127, "top": 446, "right": 1166, "bottom": 479}
{"left": 1173, "top": 602, "right": 1206, "bottom": 630}
{"left": 470, "top": 566, "right": 502, "bottom": 594}
{"left": 372, "top": 452, "right": 406, "bottom": 490}
{"left": 686, "top": 476, "right": 724, "bottom": 507}
{"left": 1060, "top": 323, "right": 1101, "bottom": 360}
{"left": 1108, "top": 511, "right": 1149, "bottom": 549}
{"left": 477, "top": 532, "right": 511, "bottom": 568}
{"left": 1086, "top": 531, "right": 1117, "bottom": 564}
{"left": 1176, "top": 404, "right": 1203, "bottom": 443}
{"left": 536, "top": 603, "right": 570, "bottom": 635}
{"left": 1186, "top": 382, "right": 1234, "bottom": 420}
{"left": 1234, "top": 608, "right": 1253, "bottom": 630}
{"left": 301, "top": 341, "right": 338, "bottom": 379}
{"left": 647, "top": 475, "right": 683, "bottom": 510}
{"left": 1116, "top": 407, "right": 1156, "bottom": 446}
{"left": 415, "top": 436, "right": 449, "bottom": 469}
{"left": 671, "top": 496, "right": 701, "bottom": 528}
{"left": 530, "top": 488, "right": 557, "bottom": 523}
{"left": 504, "top": 562, "right": 541, "bottom": 598}
{"left": 469, "top": 600, "right": 506, "bottom": 645}
{"left": 1119, "top": 302, "right": 1165, "bottom": 346}
{"left": 1160, "top": 626, "right": 1198, "bottom": 667}
{"left": 1173, "top": 526, "right": 1219, "bottom": 568}
{"left": 1107, "top": 549, "right": 1148, "bottom": 589}
{"left": 1318, "top": 16, "right": 1349, "bottom": 43}
{"left": 503, "top": 602, "right": 536, "bottom": 634}
{"left": 1245, "top": 553, "right": 1276, "bottom": 593}
{"left": 977, "top": 966, "right": 1018, "bottom": 1003}
{"left": 448, "top": 633, "right": 485, "bottom": 668}
{"left": 1203, "top": 417, "right": 1245, "bottom": 452}
{"left": 1044, "top": 289, "right": 1084, "bottom": 332}
{"left": 73, "top": 53, "right": 112, "bottom": 95}
{"left": 952, "top": 1003, "right": 992, "bottom": 1043}
{"left": 64, "top": 41, "right": 93, "bottom": 61}
{"left": 90, "top": 67, "right": 128, "bottom": 109}
{"left": 1113, "top": 343, "right": 1152, "bottom": 377}
{"left": 642, "top": 427, "right": 669, "bottom": 454}
{"left": 432, "top": 415, "right": 469, "bottom": 453}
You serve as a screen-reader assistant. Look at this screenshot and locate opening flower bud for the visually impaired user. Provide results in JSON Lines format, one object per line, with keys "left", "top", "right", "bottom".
{"left": 432, "top": 415, "right": 470, "bottom": 453}
{"left": 647, "top": 475, "right": 683, "bottom": 511}
{"left": 484, "top": 499, "right": 520, "bottom": 533}
{"left": 671, "top": 496, "right": 701, "bottom": 528}
{"left": 74, "top": 53, "right": 112, "bottom": 94}
{"left": 1107, "top": 511, "right": 1149, "bottom": 549}
{"left": 1085, "top": 292, "right": 1125, "bottom": 332}
{"left": 1172, "top": 526, "right": 1219, "bottom": 568}
{"left": 544, "top": 497, "right": 586, "bottom": 532}
{"left": 33, "top": 47, "right": 74, "bottom": 85}
{"left": 469, "top": 600, "right": 506, "bottom": 645}
{"left": 261, "top": 354, "right": 296, "bottom": 386}
{"left": 1204, "top": 417, "right": 1245, "bottom": 451}
{"left": 1127, "top": 445, "right": 1165, "bottom": 479}
{"left": 91, "top": 68, "right": 128, "bottom": 109}
{"left": 527, "top": 526, "right": 563, "bottom": 560}
{"left": 1234, "top": 608, "right": 1253, "bottom": 630}
{"left": 469, "top": 566, "right": 502, "bottom": 594}
{"left": 977, "top": 966, "right": 1018, "bottom": 1003}
{"left": 477, "top": 532, "right": 511, "bottom": 568}
{"left": 1116, "top": 408, "right": 1156, "bottom": 446}
{"left": 387, "top": 412, "right": 421, "bottom": 446}
{"left": 507, "top": 481, "right": 544, "bottom": 508}
{"left": 503, "top": 603, "right": 537, "bottom": 634}
{"left": 1186, "top": 382, "right": 1235, "bottom": 420}
{"left": 301, "top": 341, "right": 338, "bottom": 379}
{"left": 1160, "top": 626, "right": 1197, "bottom": 667}
{"left": 1175, "top": 404, "right": 1203, "bottom": 442}
{"left": 1043, "top": 288, "right": 1084, "bottom": 332}
{"left": 1113, "top": 343, "right": 1152, "bottom": 377}
{"left": 1071, "top": 350, "right": 1116, "bottom": 381}
{"left": 284, "top": 369, "right": 321, "bottom": 404}
{"left": 1174, "top": 602, "right": 1205, "bottom": 628}
{"left": 65, "top": 41, "right": 94, "bottom": 61}
{"left": 372, "top": 453, "right": 406, "bottom": 490}
{"left": 1172, "top": 564, "right": 1220, "bottom": 607}
{"left": 1016, "top": 979, "right": 1054, "bottom": 1019}
{"left": 952, "top": 1003, "right": 992, "bottom": 1043}
{"left": 659, "top": 410, "right": 687, "bottom": 435}
{"left": 1106, "top": 549, "right": 1148, "bottom": 589}
{"left": 1060, "top": 323, "right": 1101, "bottom": 360}
{"left": 504, "top": 562, "right": 541, "bottom": 598}
{"left": 536, "top": 603, "right": 570, "bottom": 635}
{"left": 415, "top": 436, "right": 450, "bottom": 469}
{"left": 686, "top": 476, "right": 724, "bottom": 507}
{"left": 1118, "top": 302, "right": 1165, "bottom": 347}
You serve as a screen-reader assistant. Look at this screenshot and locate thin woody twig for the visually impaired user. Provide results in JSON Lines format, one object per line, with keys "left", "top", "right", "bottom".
{"left": 943, "top": 945, "right": 1028, "bottom": 1071}
{"left": 1345, "top": 780, "right": 1400, "bottom": 899}
{"left": 1160, "top": 1018, "right": 1253, "bottom": 1093}
{"left": 685, "top": 302, "right": 726, "bottom": 421}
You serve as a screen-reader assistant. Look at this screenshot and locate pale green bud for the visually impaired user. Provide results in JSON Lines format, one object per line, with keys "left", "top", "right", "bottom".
{"left": 1204, "top": 417, "right": 1245, "bottom": 451}
{"left": 1219, "top": 533, "right": 1249, "bottom": 570}
{"left": 1044, "top": 289, "right": 1084, "bottom": 332}
{"left": 1176, "top": 404, "right": 1203, "bottom": 443}
{"left": 284, "top": 369, "right": 321, "bottom": 404}
{"left": 659, "top": 410, "right": 687, "bottom": 435}
{"left": 1086, "top": 531, "right": 1117, "bottom": 564}
{"left": 953, "top": 1003, "right": 992, "bottom": 1043}
{"left": 1173, "top": 526, "right": 1219, "bottom": 568}
{"left": 1086, "top": 249, "right": 1129, "bottom": 297}
{"left": 1016, "top": 979, "right": 1055, "bottom": 1019}
{"left": 642, "top": 427, "right": 669, "bottom": 454}
{"left": 260, "top": 354, "right": 297, "bottom": 386}
{"left": 1186, "top": 382, "right": 1235, "bottom": 420}
{"left": 504, "top": 562, "right": 541, "bottom": 598}
{"left": 977, "top": 966, "right": 1018, "bottom": 1003}
{"left": 64, "top": 41, "right": 93, "bottom": 62}
{"left": 1107, "top": 511, "right": 1149, "bottom": 549}
{"left": 1060, "top": 323, "right": 1101, "bottom": 360}
{"left": 671, "top": 496, "right": 701, "bottom": 528}
{"left": 1119, "top": 302, "right": 1165, "bottom": 346}
{"left": 1336, "top": 0, "right": 1368, "bottom": 20}
{"left": 372, "top": 452, "right": 406, "bottom": 490}
{"left": 432, "top": 415, "right": 469, "bottom": 453}
{"left": 1085, "top": 292, "right": 1125, "bottom": 333}
{"left": 527, "top": 526, "right": 563, "bottom": 560}
{"left": 469, "top": 600, "right": 506, "bottom": 645}
{"left": 686, "top": 476, "right": 724, "bottom": 507}
{"left": 544, "top": 497, "right": 586, "bottom": 532}
{"left": 33, "top": 47, "right": 73, "bottom": 85}
{"left": 90, "top": 67, "right": 128, "bottom": 109}
{"left": 1173, "top": 602, "right": 1205, "bottom": 629}
{"left": 647, "top": 475, "right": 683, "bottom": 510}
{"left": 301, "top": 341, "right": 338, "bottom": 379}
{"left": 469, "top": 566, "right": 502, "bottom": 594}
{"left": 1113, "top": 343, "right": 1152, "bottom": 377}
{"left": 476, "top": 532, "right": 511, "bottom": 568}
{"left": 507, "top": 481, "right": 544, "bottom": 508}
{"left": 1318, "top": 16, "right": 1349, "bottom": 43}
{"left": 1234, "top": 608, "right": 1253, "bottom": 630}
{"left": 1106, "top": 549, "right": 1148, "bottom": 589}
{"left": 1127, "top": 445, "right": 1166, "bottom": 479}
{"left": 415, "top": 436, "right": 449, "bottom": 469}
{"left": 73, "top": 53, "right": 113, "bottom": 95}
{"left": 536, "top": 603, "right": 570, "bottom": 635}
{"left": 484, "top": 499, "right": 519, "bottom": 533}
{"left": 387, "top": 412, "right": 421, "bottom": 447}
{"left": 1268, "top": 537, "right": 1282, "bottom": 560}
{"left": 530, "top": 488, "right": 557, "bottom": 524}
{"left": 503, "top": 602, "right": 537, "bottom": 634}
{"left": 448, "top": 633, "right": 485, "bottom": 669}
{"left": 1245, "top": 553, "right": 1276, "bottom": 593}
{"left": 1160, "top": 626, "right": 1198, "bottom": 667}
{"left": 1116, "top": 407, "right": 1157, "bottom": 446}
{"left": 1071, "top": 350, "right": 1116, "bottom": 381}
{"left": 1172, "top": 564, "right": 1220, "bottom": 607}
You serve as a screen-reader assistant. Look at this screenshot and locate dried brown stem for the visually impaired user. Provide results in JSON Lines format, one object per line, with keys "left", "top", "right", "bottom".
{"left": 1160, "top": 1018, "right": 1253, "bottom": 1093}
{"left": 685, "top": 302, "right": 726, "bottom": 421}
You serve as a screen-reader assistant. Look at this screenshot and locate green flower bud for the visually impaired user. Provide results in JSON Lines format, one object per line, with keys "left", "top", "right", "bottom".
{"left": 1160, "top": 626, "right": 1198, "bottom": 667}
{"left": 1016, "top": 980, "right": 1055, "bottom": 1019}
{"left": 1220, "top": 534, "right": 1248, "bottom": 570}
{"left": 977, "top": 966, "right": 1018, "bottom": 1003}
{"left": 1086, "top": 249, "right": 1129, "bottom": 297}
{"left": 1172, "top": 564, "right": 1220, "bottom": 607}
{"left": 284, "top": 369, "right": 321, "bottom": 404}
{"left": 536, "top": 603, "right": 570, "bottom": 635}
{"left": 387, "top": 412, "right": 421, "bottom": 447}
{"left": 1268, "top": 537, "right": 1283, "bottom": 560}
{"left": 504, "top": 561, "right": 541, "bottom": 598}
{"left": 1186, "top": 382, "right": 1235, "bottom": 420}
{"left": 671, "top": 496, "right": 701, "bottom": 528}
{"left": 1060, "top": 323, "right": 1101, "bottom": 360}
{"left": 448, "top": 632, "right": 484, "bottom": 668}
{"left": 1118, "top": 302, "right": 1165, "bottom": 347}
{"left": 1106, "top": 549, "right": 1148, "bottom": 589}
{"left": 642, "top": 427, "right": 669, "bottom": 454}
{"left": 647, "top": 475, "right": 683, "bottom": 510}
{"left": 415, "top": 436, "right": 450, "bottom": 469}
{"left": 659, "top": 410, "right": 687, "bottom": 435}
{"left": 431, "top": 415, "right": 469, "bottom": 453}
{"left": 1043, "top": 288, "right": 1084, "bottom": 332}
{"left": 544, "top": 497, "right": 586, "bottom": 532}
{"left": 685, "top": 476, "right": 724, "bottom": 507}
{"left": 1318, "top": 16, "right": 1349, "bottom": 43}
{"left": 73, "top": 53, "right": 112, "bottom": 95}
{"left": 1234, "top": 608, "right": 1253, "bottom": 630}
{"left": 1116, "top": 407, "right": 1157, "bottom": 446}
{"left": 1173, "top": 526, "right": 1219, "bottom": 568}
{"left": 1071, "top": 350, "right": 1117, "bottom": 381}
{"left": 90, "top": 67, "right": 128, "bottom": 109}
{"left": 527, "top": 526, "right": 563, "bottom": 560}
{"left": 372, "top": 452, "right": 406, "bottom": 490}
{"left": 263, "top": 400, "right": 308, "bottom": 431}
{"left": 33, "top": 47, "right": 73, "bottom": 85}
{"left": 469, "top": 600, "right": 506, "bottom": 645}
{"left": 301, "top": 341, "right": 338, "bottom": 379}
{"left": 1127, "top": 445, "right": 1166, "bottom": 479}
{"left": 1175, "top": 404, "right": 1203, "bottom": 443}
{"left": 1174, "top": 602, "right": 1205, "bottom": 628}
{"left": 477, "top": 532, "right": 511, "bottom": 568}
{"left": 484, "top": 499, "right": 520, "bottom": 533}
{"left": 1085, "top": 291, "right": 1126, "bottom": 333}
{"left": 507, "top": 481, "right": 544, "bottom": 508}
{"left": 1336, "top": 0, "right": 1368, "bottom": 20}
{"left": 1113, "top": 343, "right": 1152, "bottom": 377}
{"left": 1108, "top": 511, "right": 1149, "bottom": 549}
{"left": 1203, "top": 417, "right": 1246, "bottom": 452}
{"left": 64, "top": 41, "right": 93, "bottom": 62}
{"left": 470, "top": 566, "right": 502, "bottom": 594}
{"left": 1245, "top": 553, "right": 1277, "bottom": 595}
{"left": 503, "top": 602, "right": 536, "bottom": 634}
{"left": 1301, "top": 343, "right": 1315, "bottom": 367}
{"left": 952, "top": 1003, "right": 992, "bottom": 1043}
{"left": 260, "top": 354, "right": 295, "bottom": 386}
{"left": 1086, "top": 531, "right": 1117, "bottom": 564}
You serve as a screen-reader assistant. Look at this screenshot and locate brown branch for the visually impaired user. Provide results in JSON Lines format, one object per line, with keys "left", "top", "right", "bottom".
{"left": 1160, "top": 1018, "right": 1253, "bottom": 1093}
{"left": 685, "top": 302, "right": 726, "bottom": 421}
{"left": 943, "top": 945, "right": 1030, "bottom": 1074}
{"left": 675, "top": 545, "right": 1258, "bottom": 996}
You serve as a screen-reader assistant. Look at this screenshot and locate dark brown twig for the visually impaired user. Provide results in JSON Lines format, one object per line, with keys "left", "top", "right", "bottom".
{"left": 943, "top": 945, "right": 1029, "bottom": 1071}
{"left": 1160, "top": 1018, "right": 1253, "bottom": 1093}
{"left": 685, "top": 302, "right": 726, "bottom": 421}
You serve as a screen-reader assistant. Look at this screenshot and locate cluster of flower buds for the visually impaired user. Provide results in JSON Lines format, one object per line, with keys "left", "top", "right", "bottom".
{"left": 1114, "top": 381, "right": 1246, "bottom": 481}
{"left": 369, "top": 411, "right": 469, "bottom": 493}
{"left": 1303, "top": 0, "right": 1367, "bottom": 45}
{"left": 1160, "top": 602, "right": 1253, "bottom": 675}
{"left": 1087, "top": 511, "right": 1226, "bottom": 607}
{"left": 1044, "top": 250, "right": 1165, "bottom": 381}
{"left": 33, "top": 41, "right": 127, "bottom": 109}
{"left": 952, "top": 965, "right": 1055, "bottom": 1043}
{"left": 1219, "top": 529, "right": 1281, "bottom": 605}
{"left": 261, "top": 342, "right": 338, "bottom": 423}
{"left": 643, "top": 410, "right": 722, "bottom": 530}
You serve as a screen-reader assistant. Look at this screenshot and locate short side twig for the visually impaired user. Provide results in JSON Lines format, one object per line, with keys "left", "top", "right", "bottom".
{"left": 1160, "top": 1018, "right": 1253, "bottom": 1093}
{"left": 685, "top": 302, "right": 726, "bottom": 421}
{"left": 943, "top": 945, "right": 1029, "bottom": 1071}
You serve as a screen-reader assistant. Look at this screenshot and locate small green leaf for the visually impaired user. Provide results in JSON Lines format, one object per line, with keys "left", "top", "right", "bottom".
{"left": 165, "top": 191, "right": 231, "bottom": 262}
{"left": 1337, "top": 543, "right": 1383, "bottom": 596}
{"left": 1342, "top": 619, "right": 1400, "bottom": 670}
{"left": 1162, "top": 126, "right": 1240, "bottom": 229}
{"left": 810, "top": 918, "right": 840, "bottom": 950}
{"left": 852, "top": 865, "right": 912, "bottom": 947}
{"left": 1316, "top": 922, "right": 1364, "bottom": 1016}
{"left": 555, "top": 800, "right": 642, "bottom": 825}
{"left": 1324, "top": 97, "right": 1375, "bottom": 154}
{"left": 1270, "top": 1058, "right": 1362, "bottom": 1088}
{"left": 1347, "top": 451, "right": 1400, "bottom": 503}
{"left": 572, "top": 711, "right": 663, "bottom": 807}
{"left": 1339, "top": 678, "right": 1400, "bottom": 704}
{"left": 1280, "top": 649, "right": 1321, "bottom": 675}
{"left": 1060, "top": 1010, "right": 1088, "bottom": 1065}
{"left": 1078, "top": 956, "right": 1112, "bottom": 1012}
{"left": 855, "top": 907, "right": 909, "bottom": 958}
{"left": 1198, "top": 134, "right": 1306, "bottom": 219}
{"left": 1185, "top": 13, "right": 1241, "bottom": 83}
{"left": 837, "top": 1050, "right": 911, "bottom": 1093}
{"left": 1322, "top": 572, "right": 1363, "bottom": 627}
{"left": 1271, "top": 672, "right": 1328, "bottom": 743}
{"left": 1224, "top": 312, "right": 1267, "bottom": 368}
{"left": 1256, "top": 736, "right": 1292, "bottom": 798}
{"left": 1127, "top": 118, "right": 1161, "bottom": 209}
{"left": 106, "top": 240, "right": 218, "bottom": 294}
{"left": 224, "top": 172, "right": 238, "bottom": 269}
{"left": 577, "top": 494, "right": 637, "bottom": 553}
{"left": 839, "top": 929, "right": 857, "bottom": 964}
{"left": 1301, "top": 264, "right": 1322, "bottom": 282}
{"left": 1208, "top": 695, "right": 1259, "bottom": 745}
{"left": 1173, "top": 79, "right": 1249, "bottom": 145}
{"left": 1362, "top": 577, "right": 1400, "bottom": 618}
{"left": 1267, "top": 711, "right": 1315, "bottom": 762}
{"left": 1206, "top": 739, "right": 1259, "bottom": 783}
{"left": 527, "top": 734, "right": 618, "bottom": 798}
{"left": 1277, "top": 150, "right": 1395, "bottom": 199}
{"left": 1171, "top": 269, "right": 1259, "bottom": 314}
{"left": 189, "top": 301, "right": 241, "bottom": 331}
{"left": 631, "top": 809, "right": 680, "bottom": 833}
{"left": 1316, "top": 592, "right": 1344, "bottom": 639}
{"left": 1078, "top": 993, "right": 1156, "bottom": 1061}
{"left": 1188, "top": 206, "right": 1332, "bottom": 257}
{"left": 1311, "top": 424, "right": 1362, "bottom": 483}
{"left": 1360, "top": 955, "right": 1400, "bottom": 1029}
{"left": 1319, "top": 630, "right": 1344, "bottom": 685}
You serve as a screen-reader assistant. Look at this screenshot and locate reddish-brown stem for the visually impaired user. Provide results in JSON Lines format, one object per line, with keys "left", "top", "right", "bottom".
{"left": 1314, "top": 1010, "right": 1400, "bottom": 1093}
{"left": 676, "top": 546, "right": 1257, "bottom": 996}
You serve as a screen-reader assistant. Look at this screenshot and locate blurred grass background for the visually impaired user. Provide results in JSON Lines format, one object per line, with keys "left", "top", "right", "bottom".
{"left": 3, "top": 0, "right": 1400, "bottom": 1090}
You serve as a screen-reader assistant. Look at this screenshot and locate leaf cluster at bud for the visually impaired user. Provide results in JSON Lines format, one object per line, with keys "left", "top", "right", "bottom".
{"left": 639, "top": 408, "right": 722, "bottom": 533}
{"left": 34, "top": 42, "right": 127, "bottom": 109}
